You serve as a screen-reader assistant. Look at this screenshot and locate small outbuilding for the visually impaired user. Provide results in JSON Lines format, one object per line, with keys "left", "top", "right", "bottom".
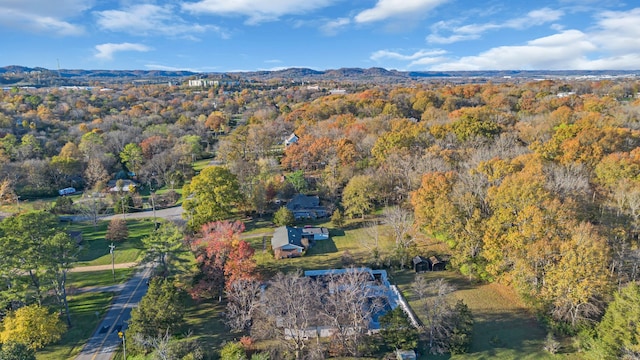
{"left": 412, "top": 256, "right": 430, "bottom": 273}
{"left": 429, "top": 255, "right": 446, "bottom": 271}
{"left": 413, "top": 255, "right": 447, "bottom": 272}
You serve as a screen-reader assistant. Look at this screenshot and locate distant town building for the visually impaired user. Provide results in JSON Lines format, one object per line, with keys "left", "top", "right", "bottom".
{"left": 188, "top": 79, "right": 218, "bottom": 87}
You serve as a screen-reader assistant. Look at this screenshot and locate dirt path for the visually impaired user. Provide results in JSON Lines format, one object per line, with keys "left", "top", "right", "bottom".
{"left": 70, "top": 262, "right": 138, "bottom": 272}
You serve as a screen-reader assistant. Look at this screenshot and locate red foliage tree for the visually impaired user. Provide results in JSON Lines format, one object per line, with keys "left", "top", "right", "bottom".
{"left": 189, "top": 220, "right": 257, "bottom": 302}
{"left": 140, "top": 135, "right": 171, "bottom": 159}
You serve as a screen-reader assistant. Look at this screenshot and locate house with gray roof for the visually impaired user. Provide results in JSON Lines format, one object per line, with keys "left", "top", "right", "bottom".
{"left": 271, "top": 225, "right": 329, "bottom": 259}
{"left": 271, "top": 226, "right": 308, "bottom": 259}
{"left": 286, "top": 194, "right": 328, "bottom": 220}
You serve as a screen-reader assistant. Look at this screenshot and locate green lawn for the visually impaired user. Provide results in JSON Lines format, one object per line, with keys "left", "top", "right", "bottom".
{"left": 192, "top": 157, "right": 215, "bottom": 172}
{"left": 67, "top": 268, "right": 136, "bottom": 288}
{"left": 392, "top": 269, "right": 568, "bottom": 360}
{"left": 68, "top": 218, "right": 156, "bottom": 266}
{"left": 36, "top": 292, "right": 114, "bottom": 360}
{"left": 247, "top": 219, "right": 396, "bottom": 277}
{"left": 182, "top": 298, "right": 237, "bottom": 355}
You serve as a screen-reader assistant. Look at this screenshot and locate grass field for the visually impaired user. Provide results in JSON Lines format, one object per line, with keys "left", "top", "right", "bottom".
{"left": 392, "top": 269, "right": 558, "bottom": 360}
{"left": 67, "top": 268, "right": 136, "bottom": 288}
{"left": 36, "top": 292, "right": 114, "bottom": 360}
{"left": 69, "top": 218, "right": 156, "bottom": 266}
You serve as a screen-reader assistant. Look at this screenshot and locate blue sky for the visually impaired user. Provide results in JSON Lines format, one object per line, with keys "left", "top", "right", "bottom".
{"left": 1, "top": 0, "right": 639, "bottom": 72}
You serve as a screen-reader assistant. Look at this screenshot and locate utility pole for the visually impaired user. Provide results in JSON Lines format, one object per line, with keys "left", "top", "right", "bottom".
{"left": 109, "top": 243, "right": 116, "bottom": 281}
{"left": 121, "top": 195, "right": 126, "bottom": 219}
{"left": 118, "top": 330, "right": 126, "bottom": 360}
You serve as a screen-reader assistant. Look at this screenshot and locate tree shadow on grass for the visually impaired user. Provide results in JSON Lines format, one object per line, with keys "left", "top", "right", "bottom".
{"left": 307, "top": 238, "right": 338, "bottom": 254}
{"left": 470, "top": 310, "right": 546, "bottom": 356}
{"left": 329, "top": 228, "right": 345, "bottom": 237}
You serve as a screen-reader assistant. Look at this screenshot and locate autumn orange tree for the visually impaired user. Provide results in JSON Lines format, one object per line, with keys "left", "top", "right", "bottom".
{"left": 189, "top": 220, "right": 257, "bottom": 302}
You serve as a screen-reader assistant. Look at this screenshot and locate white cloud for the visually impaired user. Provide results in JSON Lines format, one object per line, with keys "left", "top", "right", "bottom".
{"left": 95, "top": 4, "right": 228, "bottom": 39}
{"left": 371, "top": 49, "right": 447, "bottom": 61}
{"left": 320, "top": 17, "right": 350, "bottom": 36}
{"left": 504, "top": 8, "right": 563, "bottom": 29}
{"left": 428, "top": 7, "right": 564, "bottom": 44}
{"left": 95, "top": 43, "right": 152, "bottom": 61}
{"left": 181, "top": 0, "right": 335, "bottom": 24}
{"left": 418, "top": 7, "right": 640, "bottom": 71}
{"left": 0, "top": 0, "right": 90, "bottom": 35}
{"left": 430, "top": 30, "right": 597, "bottom": 70}
{"left": 355, "top": 0, "right": 449, "bottom": 23}
{"left": 590, "top": 8, "right": 640, "bottom": 53}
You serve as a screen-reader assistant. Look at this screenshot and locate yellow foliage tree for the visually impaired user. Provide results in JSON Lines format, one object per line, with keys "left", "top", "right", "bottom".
{"left": 0, "top": 305, "right": 66, "bottom": 350}
{"left": 543, "top": 223, "right": 612, "bottom": 326}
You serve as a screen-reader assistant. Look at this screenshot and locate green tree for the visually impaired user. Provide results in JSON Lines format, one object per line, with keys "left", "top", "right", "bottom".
{"left": 105, "top": 218, "right": 128, "bottom": 242}
{"left": 114, "top": 194, "right": 134, "bottom": 214}
{"left": 120, "top": 143, "right": 144, "bottom": 174}
{"left": 591, "top": 283, "right": 640, "bottom": 359}
{"left": 46, "top": 232, "right": 76, "bottom": 327}
{"left": 0, "top": 304, "right": 66, "bottom": 350}
{"left": 342, "top": 174, "right": 377, "bottom": 218}
{"left": 380, "top": 307, "right": 419, "bottom": 350}
{"left": 286, "top": 170, "right": 307, "bottom": 193}
{"left": 128, "top": 278, "right": 185, "bottom": 339}
{"left": 0, "top": 342, "right": 36, "bottom": 360}
{"left": 219, "top": 341, "right": 247, "bottom": 360}
{"left": 331, "top": 208, "right": 345, "bottom": 228}
{"left": 273, "top": 206, "right": 295, "bottom": 226}
{"left": 51, "top": 196, "right": 74, "bottom": 214}
{"left": 141, "top": 222, "right": 185, "bottom": 277}
{"left": 0, "top": 211, "right": 60, "bottom": 305}
{"left": 182, "top": 166, "right": 242, "bottom": 230}
{"left": 448, "top": 300, "right": 474, "bottom": 355}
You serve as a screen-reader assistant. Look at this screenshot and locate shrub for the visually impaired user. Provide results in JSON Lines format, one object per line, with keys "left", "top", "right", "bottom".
{"left": 105, "top": 218, "right": 128, "bottom": 242}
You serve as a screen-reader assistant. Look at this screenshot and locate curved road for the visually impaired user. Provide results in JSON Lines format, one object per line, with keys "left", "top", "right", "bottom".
{"left": 74, "top": 263, "right": 153, "bottom": 360}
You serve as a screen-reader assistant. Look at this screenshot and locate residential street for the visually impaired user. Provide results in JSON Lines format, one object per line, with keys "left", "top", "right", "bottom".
{"left": 74, "top": 263, "right": 153, "bottom": 360}
{"left": 102, "top": 205, "right": 184, "bottom": 222}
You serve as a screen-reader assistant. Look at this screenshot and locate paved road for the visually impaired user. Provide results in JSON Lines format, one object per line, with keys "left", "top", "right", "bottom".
{"left": 75, "top": 263, "right": 153, "bottom": 360}
{"left": 64, "top": 205, "right": 185, "bottom": 224}
{"left": 103, "top": 206, "right": 184, "bottom": 222}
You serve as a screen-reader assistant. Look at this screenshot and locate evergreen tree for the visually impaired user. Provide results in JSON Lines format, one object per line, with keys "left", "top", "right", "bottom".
{"left": 592, "top": 283, "right": 640, "bottom": 359}
{"left": 380, "top": 307, "right": 419, "bottom": 350}
{"left": 128, "top": 279, "right": 185, "bottom": 339}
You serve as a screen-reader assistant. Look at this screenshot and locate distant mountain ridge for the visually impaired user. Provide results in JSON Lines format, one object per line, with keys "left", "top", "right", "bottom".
{"left": 2, "top": 65, "right": 638, "bottom": 86}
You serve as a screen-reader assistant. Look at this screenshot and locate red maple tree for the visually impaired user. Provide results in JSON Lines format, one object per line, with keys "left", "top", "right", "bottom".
{"left": 189, "top": 220, "right": 257, "bottom": 301}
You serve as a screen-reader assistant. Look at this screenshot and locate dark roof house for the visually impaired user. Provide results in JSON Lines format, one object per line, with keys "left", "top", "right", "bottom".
{"left": 286, "top": 194, "right": 328, "bottom": 220}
